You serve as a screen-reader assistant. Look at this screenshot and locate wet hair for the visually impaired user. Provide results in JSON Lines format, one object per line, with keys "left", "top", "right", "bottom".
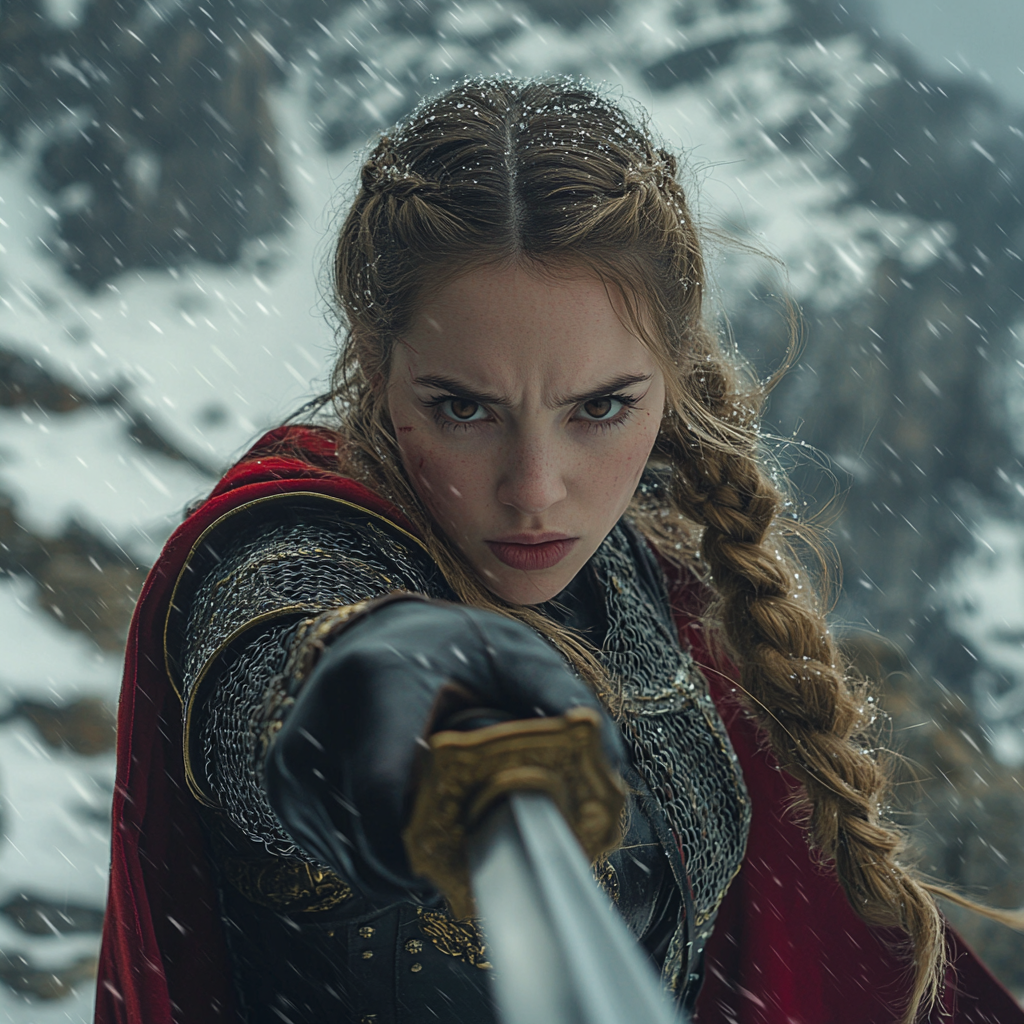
{"left": 326, "top": 75, "right": 1013, "bottom": 1022}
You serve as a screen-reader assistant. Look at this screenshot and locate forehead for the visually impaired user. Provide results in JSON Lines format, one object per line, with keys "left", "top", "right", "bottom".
{"left": 397, "top": 264, "right": 655, "bottom": 385}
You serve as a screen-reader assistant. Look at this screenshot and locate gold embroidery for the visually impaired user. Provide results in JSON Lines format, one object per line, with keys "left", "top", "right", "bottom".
{"left": 592, "top": 857, "right": 620, "bottom": 905}
{"left": 416, "top": 907, "right": 491, "bottom": 970}
{"left": 282, "top": 599, "right": 380, "bottom": 686}
{"left": 661, "top": 928, "right": 688, "bottom": 994}
{"left": 220, "top": 856, "right": 353, "bottom": 913}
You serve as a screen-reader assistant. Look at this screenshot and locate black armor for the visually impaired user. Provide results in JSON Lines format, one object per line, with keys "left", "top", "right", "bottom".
{"left": 165, "top": 493, "right": 750, "bottom": 1024}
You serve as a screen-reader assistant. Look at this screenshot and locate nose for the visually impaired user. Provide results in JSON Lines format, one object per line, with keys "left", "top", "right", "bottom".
{"left": 496, "top": 436, "right": 568, "bottom": 515}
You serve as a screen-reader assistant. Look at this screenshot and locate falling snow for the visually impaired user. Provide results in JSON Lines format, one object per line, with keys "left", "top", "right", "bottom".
{"left": 0, "top": 0, "right": 1023, "bottom": 1015}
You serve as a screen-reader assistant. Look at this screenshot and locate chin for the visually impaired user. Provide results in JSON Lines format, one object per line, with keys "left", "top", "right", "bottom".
{"left": 498, "top": 585, "right": 563, "bottom": 606}
{"left": 482, "top": 567, "right": 577, "bottom": 606}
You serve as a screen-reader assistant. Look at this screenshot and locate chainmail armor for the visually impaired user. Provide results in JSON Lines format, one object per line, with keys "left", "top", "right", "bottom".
{"left": 175, "top": 500, "right": 443, "bottom": 695}
{"left": 197, "top": 620, "right": 305, "bottom": 857}
{"left": 172, "top": 496, "right": 451, "bottom": 853}
{"left": 593, "top": 525, "right": 751, "bottom": 929}
{"left": 172, "top": 495, "right": 749, "bottom": 998}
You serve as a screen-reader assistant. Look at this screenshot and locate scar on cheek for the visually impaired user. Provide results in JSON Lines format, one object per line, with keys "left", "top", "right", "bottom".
{"left": 418, "top": 457, "right": 426, "bottom": 470}
{"left": 397, "top": 426, "right": 414, "bottom": 433}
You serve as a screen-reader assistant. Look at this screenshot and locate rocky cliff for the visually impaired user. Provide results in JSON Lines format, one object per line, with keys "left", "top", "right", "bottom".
{"left": 0, "top": 0, "right": 1021, "bottom": 1015}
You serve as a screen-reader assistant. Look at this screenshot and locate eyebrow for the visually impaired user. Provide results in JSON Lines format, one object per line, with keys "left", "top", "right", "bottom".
{"left": 412, "top": 372, "right": 653, "bottom": 409}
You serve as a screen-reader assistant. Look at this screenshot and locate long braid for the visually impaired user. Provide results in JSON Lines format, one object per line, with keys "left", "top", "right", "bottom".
{"left": 651, "top": 354, "right": 946, "bottom": 1023}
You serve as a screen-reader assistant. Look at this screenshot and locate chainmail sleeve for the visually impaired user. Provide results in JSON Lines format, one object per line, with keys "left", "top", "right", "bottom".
{"left": 193, "top": 619, "right": 304, "bottom": 856}
{"left": 164, "top": 493, "right": 452, "bottom": 858}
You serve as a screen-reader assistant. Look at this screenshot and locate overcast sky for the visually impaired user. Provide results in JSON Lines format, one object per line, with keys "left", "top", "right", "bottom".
{"left": 871, "top": 0, "right": 1024, "bottom": 110}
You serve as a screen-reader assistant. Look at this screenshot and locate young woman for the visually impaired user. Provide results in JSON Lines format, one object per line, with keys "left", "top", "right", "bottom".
{"left": 95, "top": 77, "right": 1023, "bottom": 1024}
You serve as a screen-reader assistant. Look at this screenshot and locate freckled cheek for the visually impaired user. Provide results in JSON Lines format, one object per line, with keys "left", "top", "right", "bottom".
{"left": 399, "top": 440, "right": 488, "bottom": 515}
{"left": 603, "top": 434, "right": 656, "bottom": 483}
{"left": 577, "top": 433, "right": 656, "bottom": 513}
{"left": 629, "top": 435, "right": 654, "bottom": 481}
{"left": 395, "top": 437, "right": 433, "bottom": 493}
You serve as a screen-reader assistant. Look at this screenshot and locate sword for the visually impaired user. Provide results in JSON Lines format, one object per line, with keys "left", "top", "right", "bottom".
{"left": 404, "top": 707, "right": 686, "bottom": 1024}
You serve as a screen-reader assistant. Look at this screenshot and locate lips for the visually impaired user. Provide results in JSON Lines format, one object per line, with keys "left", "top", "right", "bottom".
{"left": 485, "top": 534, "right": 578, "bottom": 571}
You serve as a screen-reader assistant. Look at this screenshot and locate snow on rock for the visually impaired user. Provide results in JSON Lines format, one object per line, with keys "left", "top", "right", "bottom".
{"left": 0, "top": 80, "right": 339, "bottom": 534}
{"left": 0, "top": 580, "right": 121, "bottom": 704}
{"left": 0, "top": 405, "right": 207, "bottom": 546}
{"left": 0, "top": 580, "right": 118, "bottom": 1020}
{"left": 946, "top": 516, "right": 1024, "bottom": 765}
{"left": 0, "top": 0, "right": 1022, "bottom": 1011}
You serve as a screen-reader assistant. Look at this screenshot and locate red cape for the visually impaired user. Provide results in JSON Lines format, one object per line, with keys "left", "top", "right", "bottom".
{"left": 666, "top": 581, "right": 1024, "bottom": 1024}
{"left": 96, "top": 426, "right": 1022, "bottom": 1024}
{"left": 95, "top": 426, "right": 417, "bottom": 1024}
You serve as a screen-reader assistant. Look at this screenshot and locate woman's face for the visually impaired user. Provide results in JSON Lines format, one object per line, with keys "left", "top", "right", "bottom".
{"left": 386, "top": 263, "right": 666, "bottom": 605}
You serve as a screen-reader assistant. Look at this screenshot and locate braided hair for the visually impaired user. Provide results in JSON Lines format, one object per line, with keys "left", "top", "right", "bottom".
{"left": 327, "top": 75, "right": 1002, "bottom": 1022}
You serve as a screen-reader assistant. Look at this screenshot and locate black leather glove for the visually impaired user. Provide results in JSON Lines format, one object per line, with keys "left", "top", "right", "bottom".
{"left": 264, "top": 597, "right": 622, "bottom": 902}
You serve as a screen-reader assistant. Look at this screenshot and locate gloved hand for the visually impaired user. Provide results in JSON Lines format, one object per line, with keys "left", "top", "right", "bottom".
{"left": 264, "top": 597, "right": 622, "bottom": 901}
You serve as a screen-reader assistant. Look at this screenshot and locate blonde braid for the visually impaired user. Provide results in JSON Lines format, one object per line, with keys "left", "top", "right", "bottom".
{"left": 651, "top": 355, "right": 946, "bottom": 1023}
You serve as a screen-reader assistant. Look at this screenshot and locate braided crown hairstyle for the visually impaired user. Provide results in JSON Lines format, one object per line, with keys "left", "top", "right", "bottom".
{"left": 327, "top": 76, "right": 1007, "bottom": 1022}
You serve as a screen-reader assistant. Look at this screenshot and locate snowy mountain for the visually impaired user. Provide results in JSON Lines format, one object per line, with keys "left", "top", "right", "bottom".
{"left": 0, "top": 0, "right": 1022, "bottom": 1016}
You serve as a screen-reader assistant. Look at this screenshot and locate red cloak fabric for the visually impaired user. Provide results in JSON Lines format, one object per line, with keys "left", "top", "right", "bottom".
{"left": 665, "top": 580, "right": 1024, "bottom": 1024}
{"left": 95, "top": 425, "right": 1022, "bottom": 1024}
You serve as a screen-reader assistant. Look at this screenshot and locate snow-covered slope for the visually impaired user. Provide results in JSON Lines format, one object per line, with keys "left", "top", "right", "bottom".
{"left": 1, "top": 0, "right": 1022, "bottom": 1014}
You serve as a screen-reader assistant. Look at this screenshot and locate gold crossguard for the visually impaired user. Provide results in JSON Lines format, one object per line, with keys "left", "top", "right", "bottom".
{"left": 403, "top": 706, "right": 626, "bottom": 920}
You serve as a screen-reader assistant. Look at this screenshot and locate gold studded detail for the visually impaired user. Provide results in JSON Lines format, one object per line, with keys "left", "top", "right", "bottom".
{"left": 217, "top": 856, "right": 353, "bottom": 913}
{"left": 415, "top": 907, "right": 491, "bottom": 970}
{"left": 361, "top": 950, "right": 373, "bottom": 960}
{"left": 410, "top": 962, "right": 423, "bottom": 973}
{"left": 404, "top": 939, "right": 424, "bottom": 954}
{"left": 358, "top": 926, "right": 375, "bottom": 939}
{"left": 360, "top": 1016, "right": 378, "bottom": 1024}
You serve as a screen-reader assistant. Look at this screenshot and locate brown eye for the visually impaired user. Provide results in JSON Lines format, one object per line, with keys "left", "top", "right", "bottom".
{"left": 450, "top": 398, "right": 479, "bottom": 419}
{"left": 583, "top": 397, "right": 613, "bottom": 418}
{"left": 441, "top": 398, "right": 486, "bottom": 422}
{"left": 578, "top": 396, "right": 624, "bottom": 421}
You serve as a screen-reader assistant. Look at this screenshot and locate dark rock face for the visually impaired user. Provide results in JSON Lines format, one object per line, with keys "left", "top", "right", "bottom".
{"left": 632, "top": 7, "right": 1024, "bottom": 693}
{"left": 10, "top": 698, "right": 117, "bottom": 756}
{"left": 0, "top": 0, "right": 62, "bottom": 143}
{"left": 4, "top": 0, "right": 291, "bottom": 288}
{"left": 709, "top": 28, "right": 1024, "bottom": 990}
{"left": 32, "top": 545, "right": 143, "bottom": 652}
{"left": 765, "top": 64, "right": 1024, "bottom": 650}
{"left": 0, "top": 382, "right": 149, "bottom": 650}
{"left": 0, "top": 445, "right": 148, "bottom": 653}
{"left": 2, "top": 0, "right": 623, "bottom": 286}
{"left": 2, "top": 0, "right": 1024, "bottom": 999}
{"left": 0, "top": 893, "right": 105, "bottom": 936}
{"left": 643, "top": 38, "right": 743, "bottom": 90}
{"left": 0, "top": 949, "right": 97, "bottom": 999}
{"left": 0, "top": 340, "right": 219, "bottom": 648}
{"left": 866, "top": 641, "right": 1024, "bottom": 993}
{"left": 0, "top": 346, "right": 89, "bottom": 411}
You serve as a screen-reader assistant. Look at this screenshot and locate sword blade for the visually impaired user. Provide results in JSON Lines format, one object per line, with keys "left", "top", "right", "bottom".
{"left": 468, "top": 790, "right": 685, "bottom": 1024}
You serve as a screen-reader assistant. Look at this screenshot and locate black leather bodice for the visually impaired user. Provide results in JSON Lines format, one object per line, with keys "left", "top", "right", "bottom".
{"left": 203, "top": 766, "right": 672, "bottom": 1024}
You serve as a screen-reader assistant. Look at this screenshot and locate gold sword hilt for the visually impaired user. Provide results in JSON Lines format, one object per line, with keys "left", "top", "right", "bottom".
{"left": 402, "top": 706, "right": 625, "bottom": 920}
